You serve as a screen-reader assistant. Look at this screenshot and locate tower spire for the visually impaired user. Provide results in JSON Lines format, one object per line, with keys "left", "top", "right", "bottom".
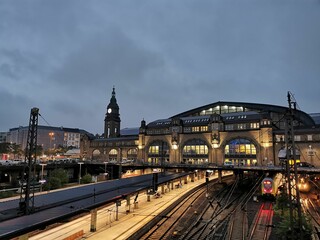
{"left": 104, "top": 87, "right": 121, "bottom": 138}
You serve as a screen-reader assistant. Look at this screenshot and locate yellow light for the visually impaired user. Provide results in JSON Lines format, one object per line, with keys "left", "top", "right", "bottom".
{"left": 289, "top": 159, "right": 300, "bottom": 165}
{"left": 172, "top": 144, "right": 178, "bottom": 150}
{"left": 213, "top": 143, "right": 219, "bottom": 149}
{"left": 263, "top": 142, "right": 270, "bottom": 148}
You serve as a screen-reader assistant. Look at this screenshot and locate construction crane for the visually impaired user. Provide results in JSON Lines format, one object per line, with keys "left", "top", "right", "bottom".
{"left": 19, "top": 107, "right": 39, "bottom": 215}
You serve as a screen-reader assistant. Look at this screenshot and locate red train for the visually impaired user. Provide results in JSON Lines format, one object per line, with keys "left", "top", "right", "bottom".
{"left": 261, "top": 174, "right": 310, "bottom": 198}
{"left": 261, "top": 177, "right": 275, "bottom": 196}
{"left": 261, "top": 174, "right": 282, "bottom": 197}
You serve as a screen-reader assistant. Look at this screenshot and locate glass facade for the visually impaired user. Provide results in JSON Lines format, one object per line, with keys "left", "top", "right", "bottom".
{"left": 127, "top": 148, "right": 137, "bottom": 161}
{"left": 109, "top": 149, "right": 118, "bottom": 161}
{"left": 199, "top": 105, "right": 244, "bottom": 116}
{"left": 147, "top": 141, "right": 169, "bottom": 164}
{"left": 182, "top": 139, "right": 209, "bottom": 164}
{"left": 224, "top": 138, "right": 257, "bottom": 166}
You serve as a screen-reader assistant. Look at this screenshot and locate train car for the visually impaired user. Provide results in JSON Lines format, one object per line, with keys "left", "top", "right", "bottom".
{"left": 298, "top": 175, "right": 311, "bottom": 193}
{"left": 261, "top": 174, "right": 282, "bottom": 198}
{"left": 261, "top": 177, "right": 274, "bottom": 196}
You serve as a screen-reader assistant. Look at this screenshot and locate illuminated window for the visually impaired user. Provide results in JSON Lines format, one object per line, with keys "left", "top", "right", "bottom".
{"left": 261, "top": 120, "right": 270, "bottom": 125}
{"left": 149, "top": 145, "right": 159, "bottom": 154}
{"left": 224, "top": 138, "right": 257, "bottom": 166}
{"left": 192, "top": 127, "right": 200, "bottom": 132}
{"left": 148, "top": 141, "right": 169, "bottom": 156}
{"left": 250, "top": 123, "right": 259, "bottom": 129}
{"left": 275, "top": 135, "right": 284, "bottom": 142}
{"left": 294, "top": 135, "right": 301, "bottom": 141}
{"left": 225, "top": 138, "right": 256, "bottom": 155}
{"left": 128, "top": 149, "right": 137, "bottom": 155}
{"left": 109, "top": 149, "right": 118, "bottom": 155}
{"left": 183, "top": 139, "right": 208, "bottom": 155}
{"left": 200, "top": 126, "right": 208, "bottom": 131}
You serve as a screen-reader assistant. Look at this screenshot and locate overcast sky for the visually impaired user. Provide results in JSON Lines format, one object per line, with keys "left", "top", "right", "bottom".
{"left": 1, "top": 0, "right": 320, "bottom": 135}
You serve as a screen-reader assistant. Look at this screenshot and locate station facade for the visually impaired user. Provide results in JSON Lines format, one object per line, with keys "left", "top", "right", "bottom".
{"left": 82, "top": 88, "right": 320, "bottom": 167}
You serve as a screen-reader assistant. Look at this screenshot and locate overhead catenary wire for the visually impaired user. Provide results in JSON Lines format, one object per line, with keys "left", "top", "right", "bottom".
{"left": 38, "top": 112, "right": 68, "bottom": 148}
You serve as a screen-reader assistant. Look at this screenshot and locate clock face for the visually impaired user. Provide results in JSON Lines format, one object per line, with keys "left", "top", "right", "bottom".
{"left": 108, "top": 108, "right": 112, "bottom": 113}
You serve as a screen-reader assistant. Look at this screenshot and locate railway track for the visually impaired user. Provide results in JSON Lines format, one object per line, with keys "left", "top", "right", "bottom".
{"left": 302, "top": 198, "right": 320, "bottom": 239}
{"left": 211, "top": 175, "right": 263, "bottom": 240}
{"left": 131, "top": 175, "right": 234, "bottom": 240}
{"left": 134, "top": 173, "right": 268, "bottom": 240}
{"left": 227, "top": 206, "right": 247, "bottom": 240}
{"left": 247, "top": 201, "right": 273, "bottom": 240}
{"left": 138, "top": 186, "right": 206, "bottom": 239}
{"left": 183, "top": 178, "right": 244, "bottom": 240}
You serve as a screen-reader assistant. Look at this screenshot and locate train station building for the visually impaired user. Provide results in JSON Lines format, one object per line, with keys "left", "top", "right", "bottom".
{"left": 82, "top": 88, "right": 320, "bottom": 167}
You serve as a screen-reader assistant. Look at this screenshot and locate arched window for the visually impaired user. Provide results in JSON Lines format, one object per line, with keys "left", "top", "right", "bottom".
{"left": 109, "top": 149, "right": 118, "bottom": 162}
{"left": 127, "top": 148, "right": 137, "bottom": 161}
{"left": 182, "top": 139, "right": 209, "bottom": 164}
{"left": 147, "top": 141, "right": 169, "bottom": 164}
{"left": 224, "top": 138, "right": 257, "bottom": 166}
{"left": 92, "top": 149, "right": 101, "bottom": 160}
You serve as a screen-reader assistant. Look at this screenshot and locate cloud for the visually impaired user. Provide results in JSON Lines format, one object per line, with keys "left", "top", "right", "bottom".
{"left": 0, "top": 0, "right": 320, "bottom": 134}
{"left": 0, "top": 90, "right": 34, "bottom": 129}
{"left": 51, "top": 28, "right": 164, "bottom": 89}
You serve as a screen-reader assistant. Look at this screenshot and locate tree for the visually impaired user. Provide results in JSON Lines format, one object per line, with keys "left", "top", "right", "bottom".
{"left": 43, "top": 177, "right": 61, "bottom": 190}
{"left": 43, "top": 168, "right": 69, "bottom": 191}
{"left": 274, "top": 192, "right": 312, "bottom": 239}
{"left": 0, "top": 142, "right": 24, "bottom": 159}
{"left": 0, "top": 142, "right": 10, "bottom": 154}
{"left": 50, "top": 168, "right": 69, "bottom": 185}
{"left": 10, "top": 143, "right": 24, "bottom": 159}
{"left": 35, "top": 145, "right": 43, "bottom": 158}
{"left": 81, "top": 174, "right": 92, "bottom": 184}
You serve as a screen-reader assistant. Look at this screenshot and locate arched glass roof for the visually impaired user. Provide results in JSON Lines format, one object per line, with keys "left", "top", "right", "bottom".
{"left": 171, "top": 101, "right": 315, "bottom": 126}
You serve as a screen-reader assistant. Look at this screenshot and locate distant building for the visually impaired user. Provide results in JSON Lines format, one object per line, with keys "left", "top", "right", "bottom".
{"left": 0, "top": 132, "right": 7, "bottom": 143}
{"left": 7, "top": 126, "right": 92, "bottom": 151}
{"left": 83, "top": 88, "right": 320, "bottom": 167}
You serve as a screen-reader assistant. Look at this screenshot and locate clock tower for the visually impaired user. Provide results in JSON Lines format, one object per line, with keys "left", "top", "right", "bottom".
{"left": 104, "top": 87, "right": 121, "bottom": 138}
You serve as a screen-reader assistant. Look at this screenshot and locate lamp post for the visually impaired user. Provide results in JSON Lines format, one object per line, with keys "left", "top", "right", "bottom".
{"left": 78, "top": 162, "right": 83, "bottom": 184}
{"left": 39, "top": 163, "right": 47, "bottom": 191}
{"left": 118, "top": 148, "right": 122, "bottom": 179}
{"left": 172, "top": 143, "right": 178, "bottom": 163}
{"left": 104, "top": 161, "right": 108, "bottom": 180}
{"left": 212, "top": 135, "right": 220, "bottom": 166}
{"left": 49, "top": 132, "right": 54, "bottom": 160}
{"left": 104, "top": 161, "right": 108, "bottom": 173}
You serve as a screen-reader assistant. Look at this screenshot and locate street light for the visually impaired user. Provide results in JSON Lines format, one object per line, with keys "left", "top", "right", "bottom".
{"left": 118, "top": 148, "right": 122, "bottom": 179}
{"left": 172, "top": 143, "right": 178, "bottom": 163}
{"left": 212, "top": 133, "right": 220, "bottom": 166}
{"left": 78, "top": 162, "right": 83, "bottom": 184}
{"left": 39, "top": 163, "right": 47, "bottom": 191}
{"left": 104, "top": 161, "right": 108, "bottom": 180}
{"left": 49, "top": 132, "right": 55, "bottom": 160}
{"left": 104, "top": 161, "right": 108, "bottom": 173}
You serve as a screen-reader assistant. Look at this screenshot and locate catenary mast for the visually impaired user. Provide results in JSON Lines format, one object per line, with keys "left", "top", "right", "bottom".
{"left": 285, "top": 92, "right": 303, "bottom": 238}
{"left": 19, "top": 107, "right": 39, "bottom": 214}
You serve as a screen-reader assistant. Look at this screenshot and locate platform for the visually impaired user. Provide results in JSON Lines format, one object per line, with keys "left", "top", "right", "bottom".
{"left": 28, "top": 172, "right": 221, "bottom": 240}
